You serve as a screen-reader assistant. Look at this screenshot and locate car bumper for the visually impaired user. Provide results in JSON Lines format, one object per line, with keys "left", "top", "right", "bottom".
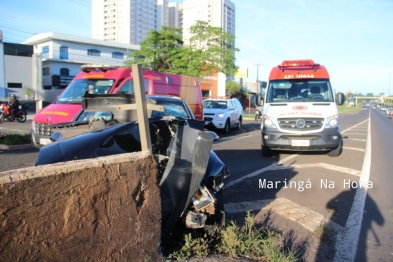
{"left": 31, "top": 130, "right": 52, "bottom": 148}
{"left": 261, "top": 127, "right": 341, "bottom": 151}
{"left": 204, "top": 117, "right": 227, "bottom": 130}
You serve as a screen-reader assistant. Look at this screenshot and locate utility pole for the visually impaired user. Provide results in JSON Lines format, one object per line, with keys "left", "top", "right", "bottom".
{"left": 255, "top": 63, "right": 263, "bottom": 94}
{"left": 389, "top": 73, "right": 392, "bottom": 107}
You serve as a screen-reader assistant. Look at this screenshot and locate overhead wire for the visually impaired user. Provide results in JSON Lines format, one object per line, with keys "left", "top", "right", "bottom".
{"left": 0, "top": 0, "right": 91, "bottom": 43}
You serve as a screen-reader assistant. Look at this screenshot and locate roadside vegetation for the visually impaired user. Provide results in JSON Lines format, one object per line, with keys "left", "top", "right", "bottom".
{"left": 0, "top": 133, "right": 31, "bottom": 145}
{"left": 164, "top": 212, "right": 298, "bottom": 261}
{"left": 337, "top": 104, "right": 363, "bottom": 114}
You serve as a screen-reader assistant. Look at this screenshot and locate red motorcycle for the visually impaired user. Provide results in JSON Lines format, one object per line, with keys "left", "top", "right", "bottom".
{"left": 0, "top": 103, "right": 28, "bottom": 123}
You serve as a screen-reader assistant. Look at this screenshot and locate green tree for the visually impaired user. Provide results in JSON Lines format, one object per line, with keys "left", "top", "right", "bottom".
{"left": 125, "top": 26, "right": 185, "bottom": 73}
{"left": 188, "top": 21, "right": 239, "bottom": 77}
{"left": 366, "top": 93, "right": 374, "bottom": 97}
{"left": 125, "top": 21, "right": 239, "bottom": 78}
{"left": 226, "top": 81, "right": 241, "bottom": 97}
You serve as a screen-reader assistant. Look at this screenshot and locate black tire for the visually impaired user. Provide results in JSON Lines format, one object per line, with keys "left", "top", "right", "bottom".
{"left": 237, "top": 116, "right": 242, "bottom": 130}
{"left": 7, "top": 115, "right": 14, "bottom": 122}
{"left": 17, "top": 113, "right": 27, "bottom": 123}
{"left": 0, "top": 114, "right": 4, "bottom": 123}
{"left": 223, "top": 119, "right": 230, "bottom": 134}
{"left": 328, "top": 139, "right": 343, "bottom": 157}
{"left": 261, "top": 145, "right": 274, "bottom": 157}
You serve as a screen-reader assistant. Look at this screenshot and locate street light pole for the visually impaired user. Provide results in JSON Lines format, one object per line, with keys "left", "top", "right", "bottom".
{"left": 389, "top": 73, "right": 392, "bottom": 107}
{"left": 255, "top": 63, "right": 263, "bottom": 94}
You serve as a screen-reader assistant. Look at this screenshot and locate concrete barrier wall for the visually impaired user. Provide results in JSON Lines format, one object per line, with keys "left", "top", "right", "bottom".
{"left": 0, "top": 151, "right": 162, "bottom": 261}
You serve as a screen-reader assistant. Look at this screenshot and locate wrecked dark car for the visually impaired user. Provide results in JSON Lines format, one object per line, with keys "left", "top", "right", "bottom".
{"left": 35, "top": 93, "right": 229, "bottom": 240}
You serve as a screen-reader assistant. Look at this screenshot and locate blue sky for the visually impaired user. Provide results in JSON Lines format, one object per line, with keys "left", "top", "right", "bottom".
{"left": 1, "top": 0, "right": 393, "bottom": 95}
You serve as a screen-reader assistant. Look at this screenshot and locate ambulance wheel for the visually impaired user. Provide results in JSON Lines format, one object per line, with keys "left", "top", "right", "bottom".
{"left": 261, "top": 145, "right": 274, "bottom": 157}
{"left": 328, "top": 139, "right": 343, "bottom": 157}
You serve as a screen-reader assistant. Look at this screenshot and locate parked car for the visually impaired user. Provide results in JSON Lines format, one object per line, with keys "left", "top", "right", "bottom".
{"left": 35, "top": 93, "right": 229, "bottom": 241}
{"left": 203, "top": 97, "right": 243, "bottom": 133}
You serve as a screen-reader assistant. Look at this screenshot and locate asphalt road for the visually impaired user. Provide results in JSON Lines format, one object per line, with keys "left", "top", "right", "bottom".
{"left": 0, "top": 109, "right": 392, "bottom": 261}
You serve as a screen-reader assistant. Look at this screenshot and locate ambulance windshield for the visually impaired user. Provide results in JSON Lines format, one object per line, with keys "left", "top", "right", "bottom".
{"left": 266, "top": 79, "right": 334, "bottom": 103}
{"left": 56, "top": 79, "right": 115, "bottom": 104}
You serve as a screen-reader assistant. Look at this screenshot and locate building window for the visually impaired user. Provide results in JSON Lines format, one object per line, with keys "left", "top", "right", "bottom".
{"left": 42, "top": 45, "right": 49, "bottom": 58}
{"left": 42, "top": 45, "right": 49, "bottom": 54}
{"left": 7, "top": 83, "right": 22, "bottom": 88}
{"left": 60, "top": 68, "right": 69, "bottom": 76}
{"left": 60, "top": 46, "right": 69, "bottom": 59}
{"left": 43, "top": 67, "right": 50, "bottom": 76}
{"left": 87, "top": 49, "right": 101, "bottom": 57}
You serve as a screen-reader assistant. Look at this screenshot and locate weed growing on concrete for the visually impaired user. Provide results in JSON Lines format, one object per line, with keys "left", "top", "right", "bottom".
{"left": 164, "top": 212, "right": 298, "bottom": 261}
{"left": 217, "top": 212, "right": 297, "bottom": 261}
{"left": 314, "top": 223, "right": 330, "bottom": 241}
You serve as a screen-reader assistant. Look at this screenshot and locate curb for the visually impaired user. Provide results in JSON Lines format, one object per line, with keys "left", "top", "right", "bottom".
{"left": 0, "top": 144, "right": 34, "bottom": 151}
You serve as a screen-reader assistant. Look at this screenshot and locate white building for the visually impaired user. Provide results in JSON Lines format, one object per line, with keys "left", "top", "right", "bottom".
{"left": 181, "top": 0, "right": 235, "bottom": 44}
{"left": 92, "top": 0, "right": 169, "bottom": 45}
{"left": 18, "top": 32, "right": 139, "bottom": 102}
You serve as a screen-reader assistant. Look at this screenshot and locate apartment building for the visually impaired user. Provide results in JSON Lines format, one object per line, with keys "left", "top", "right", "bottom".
{"left": 92, "top": 0, "right": 169, "bottom": 45}
{"left": 168, "top": 2, "right": 183, "bottom": 29}
{"left": 182, "top": 0, "right": 235, "bottom": 44}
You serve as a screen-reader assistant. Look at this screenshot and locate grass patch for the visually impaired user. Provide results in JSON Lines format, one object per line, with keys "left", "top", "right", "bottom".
{"left": 0, "top": 133, "right": 31, "bottom": 145}
{"left": 337, "top": 105, "right": 362, "bottom": 114}
{"left": 164, "top": 212, "right": 298, "bottom": 261}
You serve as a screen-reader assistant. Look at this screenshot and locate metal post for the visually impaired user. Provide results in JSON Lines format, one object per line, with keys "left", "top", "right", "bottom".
{"left": 132, "top": 64, "right": 152, "bottom": 153}
{"left": 255, "top": 63, "right": 263, "bottom": 94}
{"left": 389, "top": 73, "right": 392, "bottom": 107}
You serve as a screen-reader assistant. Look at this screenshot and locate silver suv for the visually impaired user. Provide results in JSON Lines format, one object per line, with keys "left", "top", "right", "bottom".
{"left": 203, "top": 98, "right": 243, "bottom": 133}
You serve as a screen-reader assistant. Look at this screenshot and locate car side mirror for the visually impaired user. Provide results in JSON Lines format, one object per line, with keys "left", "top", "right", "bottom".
{"left": 336, "top": 93, "right": 344, "bottom": 105}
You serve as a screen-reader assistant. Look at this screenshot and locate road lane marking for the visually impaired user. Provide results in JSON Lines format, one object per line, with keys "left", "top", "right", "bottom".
{"left": 224, "top": 154, "right": 299, "bottom": 189}
{"left": 342, "top": 133, "right": 366, "bottom": 136}
{"left": 334, "top": 117, "right": 371, "bottom": 262}
{"left": 342, "top": 146, "right": 365, "bottom": 152}
{"left": 347, "top": 138, "right": 366, "bottom": 142}
{"left": 290, "top": 163, "right": 362, "bottom": 176}
{"left": 341, "top": 119, "right": 369, "bottom": 134}
{"left": 225, "top": 198, "right": 344, "bottom": 233}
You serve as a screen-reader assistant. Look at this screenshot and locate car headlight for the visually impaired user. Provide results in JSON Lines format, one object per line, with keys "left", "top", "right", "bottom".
{"left": 325, "top": 115, "right": 338, "bottom": 128}
{"left": 216, "top": 113, "right": 224, "bottom": 118}
{"left": 262, "top": 115, "right": 277, "bottom": 128}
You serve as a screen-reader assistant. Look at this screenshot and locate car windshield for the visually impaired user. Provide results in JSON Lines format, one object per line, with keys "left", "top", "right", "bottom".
{"left": 149, "top": 97, "right": 191, "bottom": 119}
{"left": 203, "top": 100, "right": 228, "bottom": 109}
{"left": 266, "top": 79, "right": 334, "bottom": 103}
{"left": 56, "top": 79, "right": 115, "bottom": 104}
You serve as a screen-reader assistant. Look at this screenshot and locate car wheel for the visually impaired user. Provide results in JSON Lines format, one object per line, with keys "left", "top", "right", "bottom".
{"left": 236, "top": 117, "right": 242, "bottom": 130}
{"left": 223, "top": 119, "right": 230, "bottom": 134}
{"left": 328, "top": 139, "right": 343, "bottom": 157}
{"left": 261, "top": 145, "right": 274, "bottom": 157}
